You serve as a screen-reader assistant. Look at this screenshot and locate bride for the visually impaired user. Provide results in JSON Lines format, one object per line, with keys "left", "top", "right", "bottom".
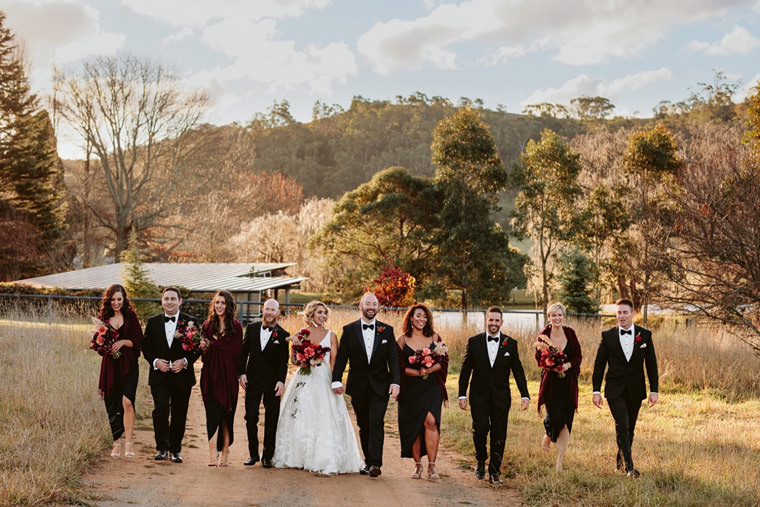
{"left": 272, "top": 300, "right": 364, "bottom": 474}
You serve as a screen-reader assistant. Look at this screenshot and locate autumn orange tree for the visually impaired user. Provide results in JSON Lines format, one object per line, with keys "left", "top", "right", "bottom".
{"left": 368, "top": 264, "right": 416, "bottom": 308}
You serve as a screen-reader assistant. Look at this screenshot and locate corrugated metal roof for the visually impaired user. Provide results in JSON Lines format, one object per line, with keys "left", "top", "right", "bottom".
{"left": 14, "top": 263, "right": 307, "bottom": 293}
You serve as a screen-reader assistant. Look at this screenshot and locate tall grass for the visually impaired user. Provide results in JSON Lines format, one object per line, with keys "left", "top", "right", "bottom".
{"left": 0, "top": 309, "right": 106, "bottom": 505}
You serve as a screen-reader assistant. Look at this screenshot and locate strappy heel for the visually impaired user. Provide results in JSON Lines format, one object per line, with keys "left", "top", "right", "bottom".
{"left": 428, "top": 462, "right": 440, "bottom": 480}
{"left": 411, "top": 461, "right": 423, "bottom": 479}
{"left": 124, "top": 441, "right": 135, "bottom": 458}
{"left": 110, "top": 440, "right": 121, "bottom": 458}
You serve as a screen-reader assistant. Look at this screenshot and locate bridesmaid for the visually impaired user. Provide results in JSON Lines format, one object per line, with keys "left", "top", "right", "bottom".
{"left": 96, "top": 284, "right": 143, "bottom": 458}
{"left": 200, "top": 290, "right": 243, "bottom": 467}
{"left": 396, "top": 303, "right": 449, "bottom": 480}
{"left": 536, "top": 302, "right": 582, "bottom": 471}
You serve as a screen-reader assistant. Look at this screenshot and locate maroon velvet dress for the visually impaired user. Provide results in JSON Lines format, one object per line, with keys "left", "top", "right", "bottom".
{"left": 200, "top": 319, "right": 243, "bottom": 450}
{"left": 535, "top": 325, "right": 582, "bottom": 441}
{"left": 98, "top": 309, "right": 144, "bottom": 441}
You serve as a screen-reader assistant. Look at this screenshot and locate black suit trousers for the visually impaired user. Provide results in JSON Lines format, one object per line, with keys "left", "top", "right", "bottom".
{"left": 471, "top": 398, "right": 508, "bottom": 475}
{"left": 244, "top": 384, "right": 281, "bottom": 461}
{"left": 607, "top": 394, "right": 641, "bottom": 471}
{"left": 351, "top": 391, "right": 389, "bottom": 467}
{"left": 150, "top": 377, "right": 192, "bottom": 453}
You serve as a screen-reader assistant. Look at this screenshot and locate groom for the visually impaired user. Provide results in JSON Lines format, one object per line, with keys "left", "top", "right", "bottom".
{"left": 141, "top": 287, "right": 200, "bottom": 463}
{"left": 592, "top": 298, "right": 659, "bottom": 478}
{"left": 332, "top": 292, "right": 400, "bottom": 478}
{"left": 238, "top": 298, "right": 290, "bottom": 468}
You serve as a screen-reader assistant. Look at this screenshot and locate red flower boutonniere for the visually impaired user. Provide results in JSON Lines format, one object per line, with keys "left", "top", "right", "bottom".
{"left": 272, "top": 329, "right": 278, "bottom": 340}
{"left": 635, "top": 333, "right": 643, "bottom": 344}
{"left": 377, "top": 325, "right": 386, "bottom": 334}
{"left": 502, "top": 338, "right": 508, "bottom": 347}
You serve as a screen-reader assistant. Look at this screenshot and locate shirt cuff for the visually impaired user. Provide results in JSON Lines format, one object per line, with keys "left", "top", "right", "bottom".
{"left": 650, "top": 392, "right": 658, "bottom": 395}
{"left": 331, "top": 381, "right": 343, "bottom": 389}
{"left": 458, "top": 396, "right": 467, "bottom": 400}
{"left": 593, "top": 391, "right": 601, "bottom": 395}
{"left": 183, "top": 357, "right": 188, "bottom": 369}
{"left": 390, "top": 383, "right": 399, "bottom": 389}
{"left": 152, "top": 358, "right": 159, "bottom": 370}
{"left": 521, "top": 397, "right": 530, "bottom": 401}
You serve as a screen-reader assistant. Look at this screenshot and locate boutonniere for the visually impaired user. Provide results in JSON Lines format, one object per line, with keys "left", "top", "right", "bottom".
{"left": 502, "top": 338, "right": 508, "bottom": 347}
{"left": 272, "top": 329, "right": 278, "bottom": 340}
{"left": 377, "top": 325, "right": 386, "bottom": 333}
{"left": 634, "top": 333, "right": 643, "bottom": 344}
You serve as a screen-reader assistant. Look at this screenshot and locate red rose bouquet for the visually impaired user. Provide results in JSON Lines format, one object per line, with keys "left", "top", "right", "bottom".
{"left": 90, "top": 317, "right": 121, "bottom": 359}
{"left": 290, "top": 328, "right": 330, "bottom": 375}
{"left": 408, "top": 340, "right": 448, "bottom": 380}
{"left": 175, "top": 320, "right": 205, "bottom": 354}
{"left": 535, "top": 334, "right": 568, "bottom": 378}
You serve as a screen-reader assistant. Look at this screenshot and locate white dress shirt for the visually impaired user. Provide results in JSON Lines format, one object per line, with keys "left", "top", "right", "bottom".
{"left": 260, "top": 325, "right": 273, "bottom": 351}
{"left": 486, "top": 332, "right": 500, "bottom": 367}
{"left": 361, "top": 319, "right": 376, "bottom": 360}
{"left": 164, "top": 314, "right": 178, "bottom": 348}
{"left": 620, "top": 325, "right": 635, "bottom": 362}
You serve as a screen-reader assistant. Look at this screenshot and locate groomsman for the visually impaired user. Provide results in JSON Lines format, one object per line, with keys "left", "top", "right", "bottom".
{"left": 239, "top": 298, "right": 290, "bottom": 468}
{"left": 141, "top": 287, "right": 200, "bottom": 463}
{"left": 332, "top": 292, "right": 400, "bottom": 478}
{"left": 592, "top": 298, "right": 658, "bottom": 478}
{"left": 458, "top": 306, "right": 529, "bottom": 484}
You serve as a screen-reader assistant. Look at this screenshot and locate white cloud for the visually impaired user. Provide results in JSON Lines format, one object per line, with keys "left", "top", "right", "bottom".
{"left": 736, "top": 73, "right": 760, "bottom": 101}
{"left": 357, "top": 0, "right": 741, "bottom": 73}
{"left": 163, "top": 26, "right": 195, "bottom": 45}
{"left": 521, "top": 68, "right": 673, "bottom": 108}
{"left": 119, "top": 0, "right": 330, "bottom": 27}
{"left": 189, "top": 17, "right": 357, "bottom": 95}
{"left": 686, "top": 26, "right": 760, "bottom": 55}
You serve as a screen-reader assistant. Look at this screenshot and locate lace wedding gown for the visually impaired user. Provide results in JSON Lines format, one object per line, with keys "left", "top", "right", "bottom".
{"left": 272, "top": 331, "right": 364, "bottom": 474}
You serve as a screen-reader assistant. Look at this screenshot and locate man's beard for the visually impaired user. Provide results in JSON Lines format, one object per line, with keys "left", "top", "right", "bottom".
{"left": 362, "top": 309, "right": 376, "bottom": 321}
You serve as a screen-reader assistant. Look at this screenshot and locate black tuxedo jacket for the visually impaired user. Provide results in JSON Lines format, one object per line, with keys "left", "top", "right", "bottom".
{"left": 458, "top": 332, "right": 530, "bottom": 407}
{"left": 332, "top": 319, "right": 400, "bottom": 398}
{"left": 239, "top": 322, "right": 290, "bottom": 389}
{"left": 141, "top": 312, "right": 200, "bottom": 388}
{"left": 592, "top": 325, "right": 659, "bottom": 400}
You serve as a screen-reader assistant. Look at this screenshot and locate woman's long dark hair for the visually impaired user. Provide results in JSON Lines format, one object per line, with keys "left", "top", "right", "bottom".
{"left": 97, "top": 284, "right": 133, "bottom": 321}
{"left": 402, "top": 303, "right": 435, "bottom": 337}
{"left": 205, "top": 290, "right": 236, "bottom": 337}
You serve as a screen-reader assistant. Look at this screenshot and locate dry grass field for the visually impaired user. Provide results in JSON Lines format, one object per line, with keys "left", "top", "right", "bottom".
{"left": 2, "top": 303, "right": 760, "bottom": 505}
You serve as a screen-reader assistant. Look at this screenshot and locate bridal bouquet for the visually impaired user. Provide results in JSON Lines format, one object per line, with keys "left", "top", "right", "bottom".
{"left": 535, "top": 334, "right": 568, "bottom": 378}
{"left": 89, "top": 318, "right": 121, "bottom": 359}
{"left": 408, "top": 339, "right": 448, "bottom": 379}
{"left": 290, "top": 328, "right": 329, "bottom": 375}
{"left": 176, "top": 320, "right": 206, "bottom": 354}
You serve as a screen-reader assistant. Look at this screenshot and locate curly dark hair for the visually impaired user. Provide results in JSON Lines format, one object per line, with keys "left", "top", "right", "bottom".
{"left": 402, "top": 303, "right": 435, "bottom": 337}
{"left": 97, "top": 284, "right": 133, "bottom": 321}
{"left": 204, "top": 290, "right": 236, "bottom": 337}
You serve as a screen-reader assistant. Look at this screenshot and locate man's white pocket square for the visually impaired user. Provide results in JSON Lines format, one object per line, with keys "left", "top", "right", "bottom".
{"left": 640, "top": 343, "right": 647, "bottom": 348}
{"left": 381, "top": 339, "right": 387, "bottom": 344}
{"left": 504, "top": 351, "right": 510, "bottom": 356}
{"left": 273, "top": 340, "right": 280, "bottom": 345}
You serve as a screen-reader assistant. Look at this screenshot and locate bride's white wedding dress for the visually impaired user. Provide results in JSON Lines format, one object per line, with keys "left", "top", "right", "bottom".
{"left": 272, "top": 330, "right": 364, "bottom": 474}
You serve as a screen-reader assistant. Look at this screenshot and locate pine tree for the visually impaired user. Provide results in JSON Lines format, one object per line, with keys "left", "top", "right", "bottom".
{"left": 557, "top": 249, "right": 599, "bottom": 314}
{"left": 120, "top": 230, "right": 159, "bottom": 320}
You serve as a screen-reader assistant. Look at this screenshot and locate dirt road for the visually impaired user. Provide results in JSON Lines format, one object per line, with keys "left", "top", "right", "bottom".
{"left": 83, "top": 365, "right": 521, "bottom": 506}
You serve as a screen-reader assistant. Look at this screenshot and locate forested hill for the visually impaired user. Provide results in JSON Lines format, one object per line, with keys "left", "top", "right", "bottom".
{"left": 247, "top": 94, "right": 646, "bottom": 199}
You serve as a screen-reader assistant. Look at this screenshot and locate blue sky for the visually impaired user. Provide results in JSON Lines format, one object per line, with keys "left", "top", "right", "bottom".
{"left": 2, "top": 0, "right": 760, "bottom": 158}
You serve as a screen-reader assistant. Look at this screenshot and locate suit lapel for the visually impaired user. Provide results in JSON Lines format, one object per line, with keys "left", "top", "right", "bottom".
{"left": 609, "top": 327, "right": 626, "bottom": 362}
{"left": 356, "top": 321, "right": 371, "bottom": 363}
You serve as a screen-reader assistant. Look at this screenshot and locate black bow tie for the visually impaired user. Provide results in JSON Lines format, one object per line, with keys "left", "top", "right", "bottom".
{"left": 620, "top": 328, "right": 632, "bottom": 335}
{"left": 363, "top": 324, "right": 374, "bottom": 331}
{"left": 263, "top": 326, "right": 273, "bottom": 332}
{"left": 164, "top": 315, "right": 176, "bottom": 323}
{"left": 488, "top": 336, "right": 499, "bottom": 343}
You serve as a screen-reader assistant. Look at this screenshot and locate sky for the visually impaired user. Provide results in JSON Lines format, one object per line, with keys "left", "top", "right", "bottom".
{"left": 2, "top": 0, "right": 760, "bottom": 159}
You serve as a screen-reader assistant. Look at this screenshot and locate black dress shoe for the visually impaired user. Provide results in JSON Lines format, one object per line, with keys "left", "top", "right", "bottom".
{"left": 488, "top": 473, "right": 503, "bottom": 485}
{"left": 475, "top": 461, "right": 486, "bottom": 480}
{"left": 368, "top": 465, "right": 382, "bottom": 477}
{"left": 154, "top": 450, "right": 167, "bottom": 461}
{"left": 262, "top": 458, "right": 273, "bottom": 469}
{"left": 244, "top": 457, "right": 259, "bottom": 466}
{"left": 359, "top": 465, "right": 371, "bottom": 475}
{"left": 170, "top": 452, "right": 183, "bottom": 463}
{"left": 626, "top": 469, "right": 640, "bottom": 478}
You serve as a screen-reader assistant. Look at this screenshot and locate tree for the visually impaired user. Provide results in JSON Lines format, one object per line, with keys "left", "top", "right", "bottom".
{"left": 431, "top": 107, "right": 525, "bottom": 309}
{"left": 621, "top": 124, "right": 681, "bottom": 322}
{"left": 511, "top": 129, "right": 583, "bottom": 313}
{"left": 0, "top": 12, "right": 68, "bottom": 280}
{"left": 120, "top": 229, "right": 159, "bottom": 320}
{"left": 658, "top": 117, "right": 760, "bottom": 355}
{"left": 368, "top": 264, "right": 416, "bottom": 308}
{"left": 310, "top": 167, "right": 440, "bottom": 300}
{"left": 53, "top": 54, "right": 209, "bottom": 257}
{"left": 570, "top": 96, "right": 615, "bottom": 121}
{"left": 557, "top": 249, "right": 599, "bottom": 314}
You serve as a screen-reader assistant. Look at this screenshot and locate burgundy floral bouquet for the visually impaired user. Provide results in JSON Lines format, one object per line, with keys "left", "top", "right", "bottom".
{"left": 535, "top": 334, "right": 568, "bottom": 378}
{"left": 408, "top": 340, "right": 448, "bottom": 380}
{"left": 90, "top": 317, "right": 121, "bottom": 359}
{"left": 175, "top": 320, "right": 206, "bottom": 354}
{"left": 290, "top": 328, "right": 330, "bottom": 375}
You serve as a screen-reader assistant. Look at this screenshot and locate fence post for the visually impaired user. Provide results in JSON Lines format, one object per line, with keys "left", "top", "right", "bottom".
{"left": 535, "top": 312, "right": 540, "bottom": 334}
{"left": 47, "top": 295, "right": 53, "bottom": 325}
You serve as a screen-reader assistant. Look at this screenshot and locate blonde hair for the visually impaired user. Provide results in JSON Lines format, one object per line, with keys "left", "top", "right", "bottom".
{"left": 546, "top": 302, "right": 567, "bottom": 318}
{"left": 303, "top": 300, "right": 329, "bottom": 327}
